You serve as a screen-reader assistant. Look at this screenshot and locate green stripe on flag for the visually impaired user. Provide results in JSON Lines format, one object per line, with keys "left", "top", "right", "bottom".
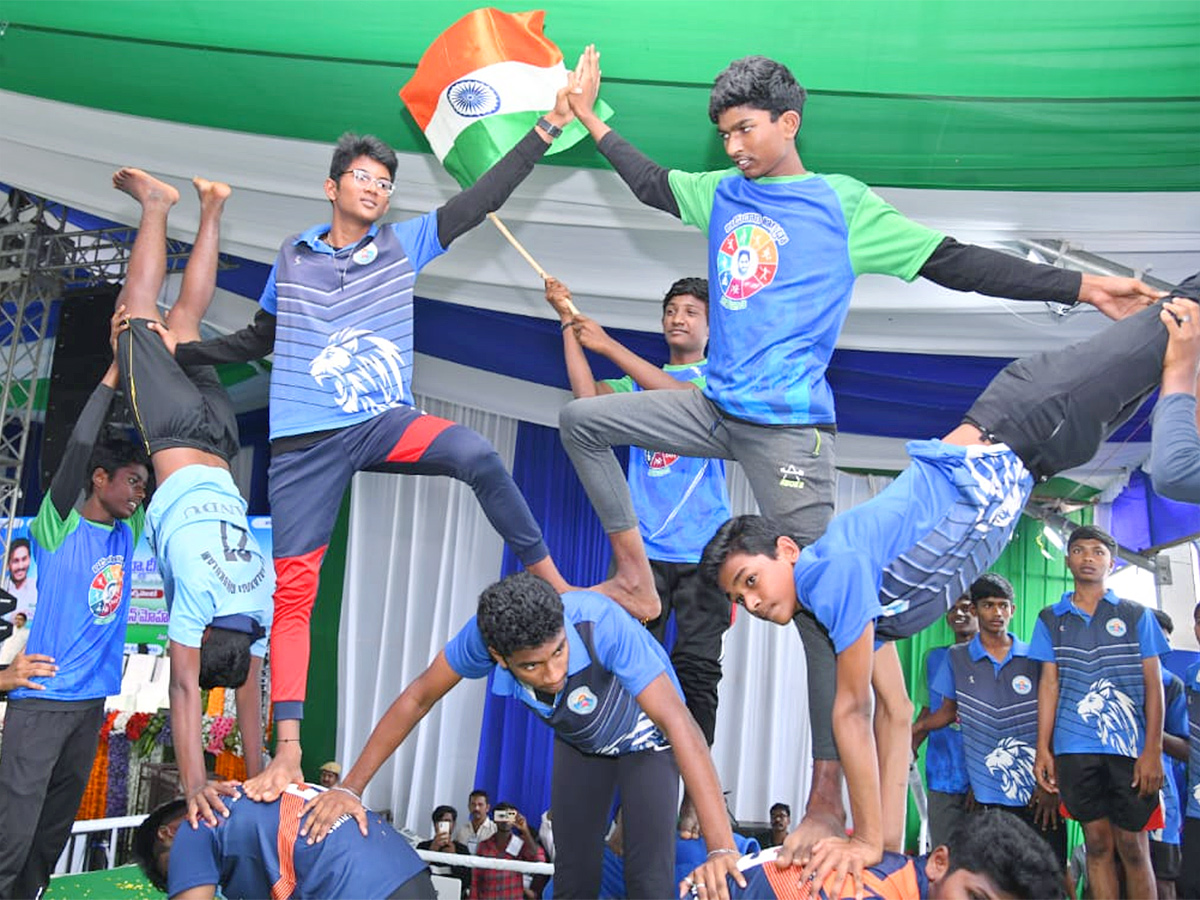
{"left": 442, "top": 101, "right": 614, "bottom": 188}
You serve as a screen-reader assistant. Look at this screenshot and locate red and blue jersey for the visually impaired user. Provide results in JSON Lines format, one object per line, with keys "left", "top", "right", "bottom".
{"left": 167, "top": 784, "right": 425, "bottom": 899}
{"left": 604, "top": 360, "right": 730, "bottom": 562}
{"left": 666, "top": 170, "right": 943, "bottom": 426}
{"left": 727, "top": 847, "right": 927, "bottom": 899}
{"left": 261, "top": 216, "right": 446, "bottom": 441}
{"left": 445, "top": 590, "right": 682, "bottom": 755}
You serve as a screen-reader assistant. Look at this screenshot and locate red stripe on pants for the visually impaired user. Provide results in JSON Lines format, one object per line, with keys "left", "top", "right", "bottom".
{"left": 385, "top": 414, "right": 454, "bottom": 463}
{"left": 270, "top": 546, "right": 327, "bottom": 708}
{"left": 272, "top": 791, "right": 305, "bottom": 899}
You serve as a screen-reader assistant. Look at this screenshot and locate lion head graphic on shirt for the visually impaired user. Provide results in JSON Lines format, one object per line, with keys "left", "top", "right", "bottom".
{"left": 1077, "top": 678, "right": 1141, "bottom": 757}
{"left": 309, "top": 327, "right": 407, "bottom": 414}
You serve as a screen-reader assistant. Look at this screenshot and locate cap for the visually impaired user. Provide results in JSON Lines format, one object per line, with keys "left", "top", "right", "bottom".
{"left": 319, "top": 761, "right": 341, "bottom": 774}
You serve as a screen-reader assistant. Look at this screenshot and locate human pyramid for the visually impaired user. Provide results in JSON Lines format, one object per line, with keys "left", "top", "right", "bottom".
{"left": 1, "top": 43, "right": 1198, "bottom": 900}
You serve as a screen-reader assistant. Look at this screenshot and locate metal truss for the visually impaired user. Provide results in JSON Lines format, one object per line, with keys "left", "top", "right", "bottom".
{"left": 0, "top": 187, "right": 227, "bottom": 557}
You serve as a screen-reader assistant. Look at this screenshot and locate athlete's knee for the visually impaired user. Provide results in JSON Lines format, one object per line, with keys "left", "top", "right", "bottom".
{"left": 444, "top": 428, "right": 506, "bottom": 482}
{"left": 558, "top": 397, "right": 601, "bottom": 450}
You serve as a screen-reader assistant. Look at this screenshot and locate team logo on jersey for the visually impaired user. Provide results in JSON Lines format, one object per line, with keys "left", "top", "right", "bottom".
{"left": 88, "top": 563, "right": 125, "bottom": 624}
{"left": 1011, "top": 675, "right": 1033, "bottom": 695}
{"left": 716, "top": 217, "right": 783, "bottom": 310}
{"left": 352, "top": 243, "right": 378, "bottom": 265}
{"left": 1077, "top": 677, "right": 1141, "bottom": 756}
{"left": 985, "top": 737, "right": 1037, "bottom": 804}
{"left": 567, "top": 687, "right": 598, "bottom": 715}
{"left": 644, "top": 449, "right": 679, "bottom": 477}
{"left": 310, "top": 327, "right": 408, "bottom": 414}
{"left": 1105, "top": 617, "right": 1127, "bottom": 637}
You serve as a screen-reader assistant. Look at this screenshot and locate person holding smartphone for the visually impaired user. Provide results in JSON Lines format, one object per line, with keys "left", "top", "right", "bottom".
{"left": 472, "top": 803, "right": 544, "bottom": 900}
{"left": 417, "top": 805, "right": 470, "bottom": 898}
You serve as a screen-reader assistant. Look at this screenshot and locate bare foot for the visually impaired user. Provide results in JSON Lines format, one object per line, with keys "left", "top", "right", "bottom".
{"left": 677, "top": 793, "right": 701, "bottom": 840}
{"left": 112, "top": 167, "right": 179, "bottom": 207}
{"left": 775, "top": 809, "right": 845, "bottom": 867}
{"left": 243, "top": 749, "right": 303, "bottom": 802}
{"left": 193, "top": 176, "right": 232, "bottom": 210}
{"left": 591, "top": 572, "right": 661, "bottom": 623}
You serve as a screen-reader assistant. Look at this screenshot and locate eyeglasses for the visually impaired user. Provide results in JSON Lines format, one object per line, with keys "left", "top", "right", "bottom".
{"left": 339, "top": 168, "right": 395, "bottom": 196}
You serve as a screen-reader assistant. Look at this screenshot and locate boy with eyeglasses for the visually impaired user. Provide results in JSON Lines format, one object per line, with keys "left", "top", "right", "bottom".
{"left": 152, "top": 82, "right": 584, "bottom": 799}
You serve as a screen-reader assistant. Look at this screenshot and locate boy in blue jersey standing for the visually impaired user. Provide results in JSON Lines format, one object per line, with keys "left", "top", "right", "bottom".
{"left": 699, "top": 287, "right": 1187, "bottom": 893}
{"left": 1180, "top": 603, "right": 1200, "bottom": 899}
{"left": 924, "top": 574, "right": 1068, "bottom": 870}
{"left": 1030, "top": 525, "right": 1169, "bottom": 900}
{"left": 1148, "top": 609, "right": 1188, "bottom": 900}
{"left": 558, "top": 46, "right": 1161, "bottom": 853}
{"left": 154, "top": 83, "right": 586, "bottom": 802}
{"left": 0, "top": 368, "right": 149, "bottom": 899}
{"left": 547, "top": 274, "right": 732, "bottom": 835}
{"left": 298, "top": 572, "right": 746, "bottom": 900}
{"left": 110, "top": 168, "right": 275, "bottom": 830}
{"left": 909, "top": 594, "right": 976, "bottom": 849}
{"left": 134, "top": 783, "right": 433, "bottom": 899}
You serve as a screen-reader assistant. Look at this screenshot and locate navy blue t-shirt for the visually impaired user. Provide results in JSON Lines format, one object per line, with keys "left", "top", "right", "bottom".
{"left": 168, "top": 785, "right": 424, "bottom": 899}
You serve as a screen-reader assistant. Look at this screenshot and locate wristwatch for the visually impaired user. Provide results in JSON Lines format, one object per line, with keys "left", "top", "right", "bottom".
{"left": 536, "top": 116, "right": 563, "bottom": 139}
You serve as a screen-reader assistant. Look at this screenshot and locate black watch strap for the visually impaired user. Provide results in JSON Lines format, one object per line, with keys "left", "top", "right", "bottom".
{"left": 536, "top": 116, "right": 563, "bottom": 139}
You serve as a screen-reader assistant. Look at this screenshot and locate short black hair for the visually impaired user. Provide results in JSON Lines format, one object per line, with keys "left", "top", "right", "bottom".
{"left": 86, "top": 436, "right": 150, "bottom": 498}
{"left": 769, "top": 802, "right": 790, "bottom": 817}
{"left": 7, "top": 537, "right": 29, "bottom": 559}
{"left": 700, "top": 515, "right": 786, "bottom": 588}
{"left": 432, "top": 804, "right": 458, "bottom": 824}
{"left": 133, "top": 798, "right": 186, "bottom": 893}
{"left": 476, "top": 572, "right": 564, "bottom": 659}
{"left": 943, "top": 809, "right": 1064, "bottom": 898}
{"left": 1066, "top": 524, "right": 1117, "bottom": 556}
{"left": 968, "top": 573, "right": 1014, "bottom": 604}
{"left": 1153, "top": 608, "right": 1174, "bottom": 636}
{"left": 469, "top": 789, "right": 490, "bottom": 803}
{"left": 329, "top": 132, "right": 398, "bottom": 181}
{"left": 494, "top": 801, "right": 516, "bottom": 813}
{"left": 662, "top": 277, "right": 709, "bottom": 313}
{"left": 708, "top": 56, "right": 808, "bottom": 126}
{"left": 198, "top": 627, "right": 254, "bottom": 689}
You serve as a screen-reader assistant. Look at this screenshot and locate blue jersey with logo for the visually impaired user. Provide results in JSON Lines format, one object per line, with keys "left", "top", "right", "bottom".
{"left": 920, "top": 645, "right": 968, "bottom": 795}
{"left": 147, "top": 464, "right": 273, "bottom": 655}
{"left": 932, "top": 635, "right": 1040, "bottom": 806}
{"left": 603, "top": 361, "right": 731, "bottom": 562}
{"left": 667, "top": 169, "right": 943, "bottom": 425}
{"left": 168, "top": 784, "right": 424, "bottom": 899}
{"left": 445, "top": 590, "right": 682, "bottom": 755}
{"left": 794, "top": 441, "right": 1031, "bottom": 653}
{"left": 1157, "top": 669, "right": 1187, "bottom": 844}
{"left": 11, "top": 493, "right": 144, "bottom": 701}
{"left": 261, "top": 216, "right": 446, "bottom": 440}
{"left": 1029, "top": 591, "right": 1169, "bottom": 757}
{"left": 1186, "top": 661, "right": 1200, "bottom": 820}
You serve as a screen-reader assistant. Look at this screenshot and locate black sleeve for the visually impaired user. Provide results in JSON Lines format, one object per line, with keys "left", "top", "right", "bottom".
{"left": 918, "top": 237, "right": 1082, "bottom": 303}
{"left": 49, "top": 382, "right": 115, "bottom": 519}
{"left": 595, "top": 130, "right": 680, "bottom": 217}
{"left": 436, "top": 129, "right": 551, "bottom": 248}
{"left": 174, "top": 309, "right": 277, "bottom": 366}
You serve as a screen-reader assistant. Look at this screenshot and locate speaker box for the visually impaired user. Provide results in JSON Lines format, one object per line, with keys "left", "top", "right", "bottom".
{"left": 40, "top": 284, "right": 125, "bottom": 492}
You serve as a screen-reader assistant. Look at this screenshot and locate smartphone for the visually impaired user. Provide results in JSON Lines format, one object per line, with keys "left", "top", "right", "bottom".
{"left": 494, "top": 810, "right": 515, "bottom": 824}
{"left": 437, "top": 820, "right": 451, "bottom": 836}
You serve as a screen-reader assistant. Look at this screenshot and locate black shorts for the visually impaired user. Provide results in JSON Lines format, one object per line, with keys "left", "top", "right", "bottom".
{"left": 964, "top": 301, "right": 1167, "bottom": 481}
{"left": 1055, "top": 753, "right": 1159, "bottom": 832}
{"left": 1150, "top": 839, "right": 1182, "bottom": 881}
{"left": 117, "top": 317, "right": 239, "bottom": 462}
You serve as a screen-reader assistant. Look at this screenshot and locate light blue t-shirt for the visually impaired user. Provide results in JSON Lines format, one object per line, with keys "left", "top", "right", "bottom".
{"left": 920, "top": 645, "right": 969, "bottom": 795}
{"left": 147, "top": 465, "right": 273, "bottom": 655}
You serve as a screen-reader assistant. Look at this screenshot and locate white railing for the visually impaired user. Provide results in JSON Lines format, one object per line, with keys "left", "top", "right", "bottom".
{"left": 55, "top": 814, "right": 147, "bottom": 875}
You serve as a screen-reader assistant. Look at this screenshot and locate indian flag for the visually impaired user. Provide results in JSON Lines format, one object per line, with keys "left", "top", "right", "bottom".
{"left": 400, "top": 7, "right": 611, "bottom": 187}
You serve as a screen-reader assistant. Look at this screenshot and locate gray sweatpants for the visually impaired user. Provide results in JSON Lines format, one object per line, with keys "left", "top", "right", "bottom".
{"left": 559, "top": 387, "right": 840, "bottom": 760}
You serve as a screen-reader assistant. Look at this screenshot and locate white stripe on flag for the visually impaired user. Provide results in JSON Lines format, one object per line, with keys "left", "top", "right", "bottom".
{"left": 424, "top": 60, "right": 568, "bottom": 160}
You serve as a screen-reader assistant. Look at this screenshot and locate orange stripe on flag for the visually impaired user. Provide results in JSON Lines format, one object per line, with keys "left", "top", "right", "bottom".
{"left": 400, "top": 8, "right": 563, "bottom": 129}
{"left": 272, "top": 791, "right": 305, "bottom": 899}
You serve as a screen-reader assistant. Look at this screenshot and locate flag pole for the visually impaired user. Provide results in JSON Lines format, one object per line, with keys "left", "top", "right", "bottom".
{"left": 487, "top": 212, "right": 580, "bottom": 315}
